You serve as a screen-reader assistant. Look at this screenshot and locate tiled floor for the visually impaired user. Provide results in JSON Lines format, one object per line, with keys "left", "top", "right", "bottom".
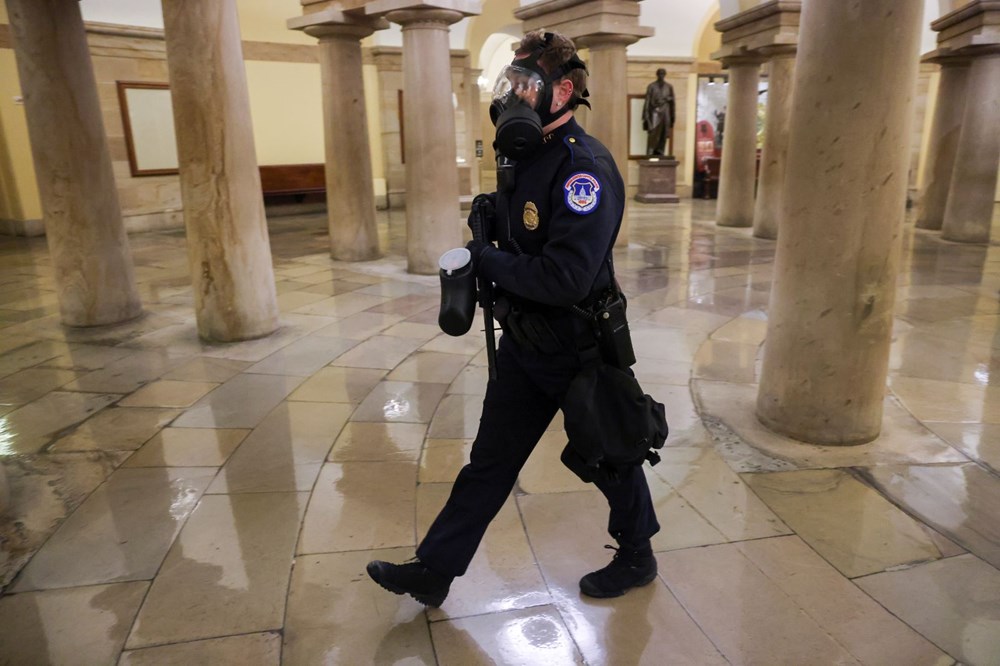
{"left": 1, "top": 199, "right": 999, "bottom": 665}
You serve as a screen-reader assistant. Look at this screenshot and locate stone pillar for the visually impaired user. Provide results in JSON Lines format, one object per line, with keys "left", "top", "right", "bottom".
{"left": 6, "top": 0, "right": 142, "bottom": 327}
{"left": 756, "top": 0, "right": 923, "bottom": 444}
{"left": 716, "top": 58, "right": 761, "bottom": 228}
{"left": 752, "top": 51, "right": 795, "bottom": 239}
{"left": 368, "top": 47, "right": 406, "bottom": 208}
{"left": 466, "top": 66, "right": 483, "bottom": 195}
{"left": 712, "top": 1, "right": 800, "bottom": 231}
{"left": 379, "top": 8, "right": 466, "bottom": 274}
{"left": 941, "top": 53, "right": 1000, "bottom": 243}
{"left": 161, "top": 0, "right": 279, "bottom": 341}
{"left": 302, "top": 22, "right": 382, "bottom": 261}
{"left": 916, "top": 58, "right": 971, "bottom": 230}
{"left": 577, "top": 35, "right": 637, "bottom": 244}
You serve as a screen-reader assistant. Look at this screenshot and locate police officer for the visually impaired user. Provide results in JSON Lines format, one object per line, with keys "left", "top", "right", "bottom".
{"left": 367, "top": 30, "right": 660, "bottom": 607}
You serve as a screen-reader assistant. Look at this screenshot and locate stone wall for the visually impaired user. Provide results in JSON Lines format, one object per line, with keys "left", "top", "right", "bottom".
{"left": 87, "top": 24, "right": 183, "bottom": 235}
{"left": 0, "top": 21, "right": 325, "bottom": 236}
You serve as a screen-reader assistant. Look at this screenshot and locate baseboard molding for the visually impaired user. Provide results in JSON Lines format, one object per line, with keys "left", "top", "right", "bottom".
{"left": 0, "top": 218, "right": 45, "bottom": 237}
{"left": 122, "top": 210, "right": 184, "bottom": 233}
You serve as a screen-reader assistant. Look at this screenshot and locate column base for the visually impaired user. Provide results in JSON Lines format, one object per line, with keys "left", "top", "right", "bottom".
{"left": 62, "top": 307, "right": 145, "bottom": 329}
{"left": 941, "top": 229, "right": 991, "bottom": 244}
{"left": 635, "top": 193, "right": 680, "bottom": 204}
{"left": 755, "top": 406, "right": 879, "bottom": 446}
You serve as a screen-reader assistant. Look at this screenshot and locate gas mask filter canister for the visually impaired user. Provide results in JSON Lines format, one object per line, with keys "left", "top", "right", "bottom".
{"left": 490, "top": 92, "right": 544, "bottom": 160}
{"left": 489, "top": 63, "right": 547, "bottom": 160}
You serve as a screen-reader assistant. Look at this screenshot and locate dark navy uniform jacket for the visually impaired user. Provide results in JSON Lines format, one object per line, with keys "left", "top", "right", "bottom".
{"left": 479, "top": 117, "right": 625, "bottom": 310}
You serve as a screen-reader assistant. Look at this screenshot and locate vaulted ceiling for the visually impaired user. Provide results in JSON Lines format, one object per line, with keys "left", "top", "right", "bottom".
{"left": 75, "top": 0, "right": 950, "bottom": 59}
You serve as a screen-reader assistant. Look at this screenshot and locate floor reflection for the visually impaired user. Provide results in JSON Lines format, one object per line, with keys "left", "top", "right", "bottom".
{"left": 0, "top": 200, "right": 997, "bottom": 664}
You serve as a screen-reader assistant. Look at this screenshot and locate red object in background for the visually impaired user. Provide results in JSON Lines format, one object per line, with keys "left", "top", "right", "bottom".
{"left": 695, "top": 120, "right": 716, "bottom": 166}
{"left": 695, "top": 121, "right": 720, "bottom": 199}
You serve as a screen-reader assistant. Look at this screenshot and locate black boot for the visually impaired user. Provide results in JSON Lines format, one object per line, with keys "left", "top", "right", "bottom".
{"left": 366, "top": 559, "right": 453, "bottom": 607}
{"left": 579, "top": 541, "right": 657, "bottom": 598}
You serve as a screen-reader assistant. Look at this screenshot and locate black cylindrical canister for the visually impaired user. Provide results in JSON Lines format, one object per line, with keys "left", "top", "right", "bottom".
{"left": 438, "top": 247, "right": 476, "bottom": 336}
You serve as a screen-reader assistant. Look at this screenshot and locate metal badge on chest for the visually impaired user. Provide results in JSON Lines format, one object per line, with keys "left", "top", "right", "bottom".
{"left": 523, "top": 201, "right": 539, "bottom": 230}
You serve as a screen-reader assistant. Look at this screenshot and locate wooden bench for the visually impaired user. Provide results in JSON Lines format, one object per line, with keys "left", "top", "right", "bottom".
{"left": 259, "top": 163, "right": 326, "bottom": 202}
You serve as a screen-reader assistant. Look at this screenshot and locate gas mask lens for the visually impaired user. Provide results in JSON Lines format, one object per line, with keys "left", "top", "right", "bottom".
{"left": 491, "top": 66, "right": 544, "bottom": 111}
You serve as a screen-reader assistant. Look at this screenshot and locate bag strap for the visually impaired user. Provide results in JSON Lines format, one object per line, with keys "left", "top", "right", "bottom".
{"left": 572, "top": 164, "right": 624, "bottom": 317}
{"left": 570, "top": 199, "right": 624, "bottom": 367}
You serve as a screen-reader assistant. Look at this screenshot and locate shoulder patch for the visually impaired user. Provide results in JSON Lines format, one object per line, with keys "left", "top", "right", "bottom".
{"left": 564, "top": 172, "right": 602, "bottom": 215}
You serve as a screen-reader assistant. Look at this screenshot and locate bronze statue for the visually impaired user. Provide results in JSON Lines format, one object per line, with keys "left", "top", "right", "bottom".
{"left": 642, "top": 68, "right": 675, "bottom": 156}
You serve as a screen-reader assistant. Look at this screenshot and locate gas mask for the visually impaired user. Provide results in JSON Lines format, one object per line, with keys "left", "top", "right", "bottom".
{"left": 489, "top": 36, "right": 590, "bottom": 160}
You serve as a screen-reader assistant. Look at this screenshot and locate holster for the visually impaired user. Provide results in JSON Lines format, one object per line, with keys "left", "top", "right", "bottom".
{"left": 573, "top": 287, "right": 636, "bottom": 370}
{"left": 592, "top": 291, "right": 636, "bottom": 370}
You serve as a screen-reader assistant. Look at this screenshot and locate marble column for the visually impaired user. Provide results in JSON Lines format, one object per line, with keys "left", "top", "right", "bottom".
{"left": 578, "top": 35, "right": 636, "bottom": 245}
{"left": 387, "top": 9, "right": 463, "bottom": 274}
{"left": 465, "top": 66, "right": 483, "bottom": 195}
{"left": 161, "top": 0, "right": 279, "bottom": 341}
{"left": 716, "top": 58, "right": 762, "bottom": 228}
{"left": 752, "top": 51, "right": 795, "bottom": 240}
{"left": 756, "top": 0, "right": 923, "bottom": 444}
{"left": 306, "top": 24, "right": 381, "bottom": 261}
{"left": 916, "top": 59, "right": 971, "bottom": 230}
{"left": 941, "top": 53, "right": 1000, "bottom": 243}
{"left": 6, "top": 0, "right": 142, "bottom": 327}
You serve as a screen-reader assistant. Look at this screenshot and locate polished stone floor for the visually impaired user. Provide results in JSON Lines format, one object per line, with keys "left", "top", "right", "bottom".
{"left": 0, "top": 200, "right": 998, "bottom": 665}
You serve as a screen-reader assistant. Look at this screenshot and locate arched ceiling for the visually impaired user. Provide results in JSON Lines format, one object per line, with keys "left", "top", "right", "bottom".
{"left": 74, "top": 0, "right": 951, "bottom": 59}
{"left": 479, "top": 33, "right": 520, "bottom": 89}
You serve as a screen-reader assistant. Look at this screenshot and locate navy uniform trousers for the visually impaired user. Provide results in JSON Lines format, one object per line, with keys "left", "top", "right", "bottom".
{"left": 416, "top": 331, "right": 660, "bottom": 578}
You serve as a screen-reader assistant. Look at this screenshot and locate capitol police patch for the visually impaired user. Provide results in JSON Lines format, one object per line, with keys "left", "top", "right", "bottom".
{"left": 564, "top": 172, "right": 601, "bottom": 214}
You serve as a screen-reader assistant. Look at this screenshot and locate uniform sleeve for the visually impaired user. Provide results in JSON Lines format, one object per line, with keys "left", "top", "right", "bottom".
{"left": 479, "top": 159, "right": 620, "bottom": 307}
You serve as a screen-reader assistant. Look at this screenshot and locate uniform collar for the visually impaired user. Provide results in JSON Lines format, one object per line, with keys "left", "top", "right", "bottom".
{"left": 535, "top": 117, "right": 581, "bottom": 158}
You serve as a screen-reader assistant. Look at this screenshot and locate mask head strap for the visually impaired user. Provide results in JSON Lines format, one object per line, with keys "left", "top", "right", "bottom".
{"left": 512, "top": 34, "right": 591, "bottom": 115}
{"left": 558, "top": 54, "right": 591, "bottom": 109}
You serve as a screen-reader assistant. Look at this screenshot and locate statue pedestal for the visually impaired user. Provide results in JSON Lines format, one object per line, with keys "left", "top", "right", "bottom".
{"left": 635, "top": 158, "right": 680, "bottom": 203}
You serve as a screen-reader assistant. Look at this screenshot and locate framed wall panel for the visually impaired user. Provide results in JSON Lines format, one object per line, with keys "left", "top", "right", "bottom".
{"left": 116, "top": 81, "right": 179, "bottom": 176}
